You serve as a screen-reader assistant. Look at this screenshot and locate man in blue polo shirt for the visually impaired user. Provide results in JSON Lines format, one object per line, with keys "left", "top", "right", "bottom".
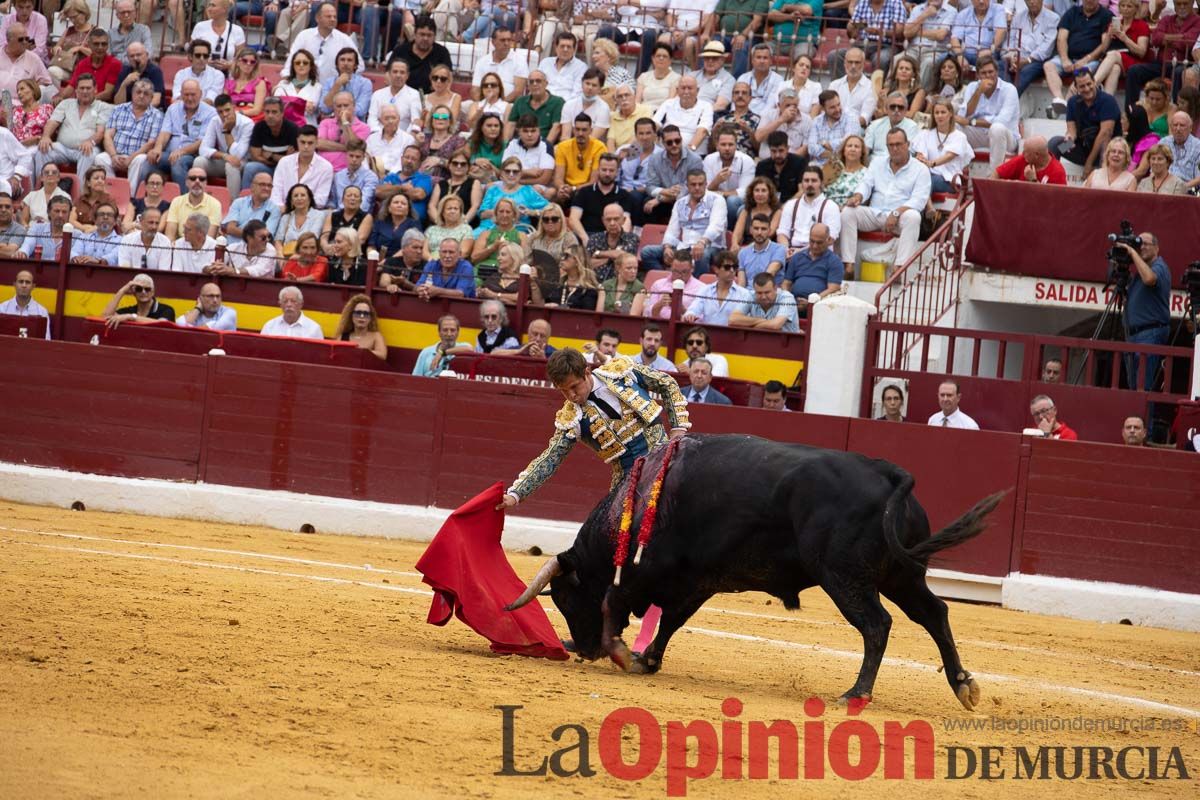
{"left": 781, "top": 223, "right": 842, "bottom": 316}
{"left": 1043, "top": 0, "right": 1112, "bottom": 117}
{"left": 417, "top": 238, "right": 476, "bottom": 300}
{"left": 69, "top": 202, "right": 122, "bottom": 266}
{"left": 379, "top": 144, "right": 434, "bottom": 223}
{"left": 1046, "top": 68, "right": 1120, "bottom": 175}
{"left": 737, "top": 213, "right": 787, "bottom": 286}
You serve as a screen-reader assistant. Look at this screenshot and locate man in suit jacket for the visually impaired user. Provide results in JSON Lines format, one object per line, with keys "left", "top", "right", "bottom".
{"left": 685, "top": 358, "right": 732, "bottom": 405}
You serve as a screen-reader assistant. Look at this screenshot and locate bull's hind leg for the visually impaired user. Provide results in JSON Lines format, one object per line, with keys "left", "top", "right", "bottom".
{"left": 881, "top": 577, "right": 980, "bottom": 711}
{"left": 821, "top": 575, "right": 892, "bottom": 702}
{"left": 630, "top": 593, "right": 710, "bottom": 675}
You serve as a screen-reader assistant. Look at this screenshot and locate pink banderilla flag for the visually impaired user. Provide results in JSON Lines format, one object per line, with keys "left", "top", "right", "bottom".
{"left": 416, "top": 483, "right": 569, "bottom": 660}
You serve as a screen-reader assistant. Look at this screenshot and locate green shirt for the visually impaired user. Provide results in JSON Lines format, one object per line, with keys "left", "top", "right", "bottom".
{"left": 508, "top": 94, "right": 566, "bottom": 140}
{"left": 769, "top": 0, "right": 824, "bottom": 43}
{"left": 715, "top": 0, "right": 769, "bottom": 35}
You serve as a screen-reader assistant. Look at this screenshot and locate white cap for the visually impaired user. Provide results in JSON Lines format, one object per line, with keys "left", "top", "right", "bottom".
{"left": 672, "top": 279, "right": 686, "bottom": 290}
{"left": 367, "top": 248, "right": 380, "bottom": 261}
{"left": 62, "top": 223, "right": 75, "bottom": 234}
{"left": 519, "top": 263, "right": 532, "bottom": 275}
{"left": 807, "top": 292, "right": 822, "bottom": 305}
{"left": 207, "top": 348, "right": 227, "bottom": 357}
{"left": 214, "top": 236, "right": 227, "bottom": 247}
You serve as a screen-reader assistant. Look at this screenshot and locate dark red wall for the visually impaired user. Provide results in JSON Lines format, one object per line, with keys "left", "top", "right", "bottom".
{"left": 2, "top": 337, "right": 1197, "bottom": 594}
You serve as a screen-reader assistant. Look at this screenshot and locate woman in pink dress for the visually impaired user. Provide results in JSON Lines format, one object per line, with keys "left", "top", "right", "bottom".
{"left": 224, "top": 46, "right": 269, "bottom": 122}
{"left": 9, "top": 79, "right": 54, "bottom": 177}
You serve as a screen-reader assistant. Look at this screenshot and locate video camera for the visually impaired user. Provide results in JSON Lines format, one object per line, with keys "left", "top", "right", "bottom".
{"left": 1106, "top": 220, "right": 1142, "bottom": 294}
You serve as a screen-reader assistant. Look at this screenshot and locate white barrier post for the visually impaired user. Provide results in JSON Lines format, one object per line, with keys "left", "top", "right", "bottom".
{"left": 803, "top": 294, "right": 877, "bottom": 417}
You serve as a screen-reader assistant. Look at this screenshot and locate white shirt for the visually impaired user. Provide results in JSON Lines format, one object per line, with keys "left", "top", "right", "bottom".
{"left": 0, "top": 297, "right": 50, "bottom": 338}
{"left": 199, "top": 112, "right": 254, "bottom": 160}
{"left": 702, "top": 150, "right": 755, "bottom": 195}
{"left": 615, "top": 0, "right": 670, "bottom": 33}
{"left": 191, "top": 20, "right": 246, "bottom": 63}
{"left": 270, "top": 153, "right": 335, "bottom": 209}
{"left": 502, "top": 139, "right": 555, "bottom": 171}
{"left": 173, "top": 65, "right": 226, "bottom": 103}
{"left": 663, "top": 190, "right": 728, "bottom": 248}
{"left": 368, "top": 85, "right": 423, "bottom": 134}
{"left": 864, "top": 116, "right": 920, "bottom": 160}
{"left": 756, "top": 105, "right": 813, "bottom": 158}
{"left": 774, "top": 80, "right": 822, "bottom": 116}
{"left": 685, "top": 281, "right": 754, "bottom": 326}
{"left": 1007, "top": 7, "right": 1060, "bottom": 62}
{"left": 537, "top": 55, "right": 588, "bottom": 102}
{"left": 366, "top": 129, "right": 416, "bottom": 175}
{"left": 261, "top": 312, "right": 324, "bottom": 339}
{"left": 169, "top": 236, "right": 218, "bottom": 273}
{"left": 958, "top": 78, "right": 1021, "bottom": 136}
{"left": 777, "top": 193, "right": 841, "bottom": 246}
{"left": 830, "top": 75, "right": 878, "bottom": 126}
{"left": 672, "top": 0, "right": 718, "bottom": 32}
{"left": 118, "top": 230, "right": 174, "bottom": 270}
{"left": 739, "top": 69, "right": 784, "bottom": 117}
{"left": 677, "top": 353, "right": 729, "bottom": 377}
{"left": 561, "top": 94, "right": 611, "bottom": 130}
{"left": 288, "top": 28, "right": 362, "bottom": 83}
{"left": 0, "top": 126, "right": 31, "bottom": 180}
{"left": 227, "top": 242, "right": 279, "bottom": 278}
{"left": 472, "top": 50, "right": 530, "bottom": 96}
{"left": 927, "top": 408, "right": 980, "bottom": 430}
{"left": 653, "top": 98, "right": 715, "bottom": 154}
{"left": 914, "top": 127, "right": 972, "bottom": 181}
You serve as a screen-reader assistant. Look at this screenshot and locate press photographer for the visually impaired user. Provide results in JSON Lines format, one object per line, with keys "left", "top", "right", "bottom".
{"left": 1110, "top": 229, "right": 1170, "bottom": 390}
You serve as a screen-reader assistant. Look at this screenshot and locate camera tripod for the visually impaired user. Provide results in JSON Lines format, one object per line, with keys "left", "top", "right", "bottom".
{"left": 1070, "top": 263, "right": 1130, "bottom": 387}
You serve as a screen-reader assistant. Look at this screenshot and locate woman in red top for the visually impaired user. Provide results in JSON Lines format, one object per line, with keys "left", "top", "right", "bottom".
{"left": 280, "top": 232, "right": 329, "bottom": 283}
{"left": 224, "top": 47, "right": 269, "bottom": 121}
{"left": 1094, "top": 0, "right": 1150, "bottom": 97}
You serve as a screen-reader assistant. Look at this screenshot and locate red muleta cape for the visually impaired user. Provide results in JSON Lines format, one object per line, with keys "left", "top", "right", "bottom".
{"left": 415, "top": 483, "right": 569, "bottom": 660}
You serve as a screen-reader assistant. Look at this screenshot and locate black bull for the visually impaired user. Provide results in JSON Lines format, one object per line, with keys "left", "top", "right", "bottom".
{"left": 506, "top": 434, "right": 1005, "bottom": 710}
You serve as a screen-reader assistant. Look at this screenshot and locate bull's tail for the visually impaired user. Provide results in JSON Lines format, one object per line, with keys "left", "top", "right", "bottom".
{"left": 883, "top": 473, "right": 1006, "bottom": 571}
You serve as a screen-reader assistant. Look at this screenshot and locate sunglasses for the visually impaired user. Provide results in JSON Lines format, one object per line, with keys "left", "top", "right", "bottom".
{"left": 887, "top": 104, "right": 904, "bottom": 110}
{"left": 133, "top": 285, "right": 153, "bottom": 293}
{"left": 542, "top": 216, "right": 561, "bottom": 222}
{"left": 293, "top": 59, "right": 311, "bottom": 66}
{"left": 194, "top": 52, "right": 211, "bottom": 59}
{"left": 502, "top": 168, "right": 520, "bottom": 175}
{"left": 482, "top": 313, "right": 499, "bottom": 320}
{"left": 664, "top": 138, "right": 682, "bottom": 145}
{"left": 449, "top": 159, "right": 468, "bottom": 166}
{"left": 187, "top": 176, "right": 207, "bottom": 182}
{"left": 432, "top": 113, "right": 450, "bottom": 120}
{"left": 240, "top": 57, "right": 257, "bottom": 64}
{"left": 352, "top": 310, "right": 372, "bottom": 318}
{"left": 431, "top": 74, "right": 449, "bottom": 82}
{"left": 482, "top": 83, "right": 499, "bottom": 89}
{"left": 686, "top": 339, "right": 706, "bottom": 346}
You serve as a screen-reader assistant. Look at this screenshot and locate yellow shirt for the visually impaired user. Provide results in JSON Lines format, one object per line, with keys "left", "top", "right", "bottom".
{"left": 607, "top": 103, "right": 652, "bottom": 152}
{"left": 166, "top": 193, "right": 224, "bottom": 239}
{"left": 554, "top": 137, "right": 607, "bottom": 187}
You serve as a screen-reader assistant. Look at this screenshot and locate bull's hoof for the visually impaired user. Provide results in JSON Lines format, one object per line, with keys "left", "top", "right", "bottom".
{"left": 836, "top": 691, "right": 872, "bottom": 707}
{"left": 955, "top": 672, "right": 981, "bottom": 711}
{"left": 630, "top": 653, "right": 661, "bottom": 675}
{"left": 607, "top": 638, "right": 634, "bottom": 672}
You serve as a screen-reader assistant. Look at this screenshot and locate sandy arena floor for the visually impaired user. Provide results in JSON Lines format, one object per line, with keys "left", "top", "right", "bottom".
{"left": 1, "top": 500, "right": 1197, "bottom": 799}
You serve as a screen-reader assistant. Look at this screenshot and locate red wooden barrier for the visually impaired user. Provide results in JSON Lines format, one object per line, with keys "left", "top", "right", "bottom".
{"left": 0, "top": 314, "right": 48, "bottom": 338}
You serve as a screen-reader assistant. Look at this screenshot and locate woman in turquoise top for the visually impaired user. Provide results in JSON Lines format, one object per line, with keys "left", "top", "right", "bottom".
{"left": 469, "top": 113, "right": 507, "bottom": 183}
{"left": 769, "top": 0, "right": 825, "bottom": 51}
{"left": 476, "top": 157, "right": 549, "bottom": 232}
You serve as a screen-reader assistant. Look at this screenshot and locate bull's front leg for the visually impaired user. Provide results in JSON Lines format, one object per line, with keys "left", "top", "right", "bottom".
{"left": 600, "top": 589, "right": 635, "bottom": 671}
{"left": 631, "top": 593, "right": 711, "bottom": 675}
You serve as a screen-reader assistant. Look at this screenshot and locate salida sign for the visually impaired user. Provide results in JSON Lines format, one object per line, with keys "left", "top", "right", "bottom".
{"left": 1033, "top": 281, "right": 1189, "bottom": 316}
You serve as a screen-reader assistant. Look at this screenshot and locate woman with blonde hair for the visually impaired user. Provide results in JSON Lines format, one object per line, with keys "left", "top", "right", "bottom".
{"left": 224, "top": 46, "right": 269, "bottom": 120}
{"left": 8, "top": 79, "right": 54, "bottom": 170}
{"left": 473, "top": 197, "right": 528, "bottom": 275}
{"left": 334, "top": 294, "right": 387, "bottom": 360}
{"left": 48, "top": 0, "right": 93, "bottom": 83}
{"left": 425, "top": 194, "right": 476, "bottom": 260}
{"left": 421, "top": 64, "right": 463, "bottom": 132}
{"left": 1136, "top": 144, "right": 1188, "bottom": 195}
{"left": 1084, "top": 138, "right": 1137, "bottom": 191}
{"left": 876, "top": 54, "right": 925, "bottom": 121}
{"left": 479, "top": 242, "right": 544, "bottom": 305}
{"left": 327, "top": 227, "right": 369, "bottom": 286}
{"left": 525, "top": 202, "right": 580, "bottom": 286}
{"left": 824, "top": 135, "right": 869, "bottom": 205}
{"left": 548, "top": 245, "right": 603, "bottom": 311}
{"left": 591, "top": 37, "right": 636, "bottom": 107}
{"left": 465, "top": 72, "right": 509, "bottom": 131}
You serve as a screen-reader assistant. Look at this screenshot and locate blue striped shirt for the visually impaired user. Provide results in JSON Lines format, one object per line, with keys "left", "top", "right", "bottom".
{"left": 107, "top": 103, "right": 164, "bottom": 157}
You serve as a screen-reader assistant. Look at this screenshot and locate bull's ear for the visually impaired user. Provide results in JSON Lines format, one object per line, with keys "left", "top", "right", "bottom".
{"left": 556, "top": 547, "right": 579, "bottom": 576}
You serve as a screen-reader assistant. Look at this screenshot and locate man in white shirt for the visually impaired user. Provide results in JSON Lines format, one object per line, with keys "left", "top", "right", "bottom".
{"left": 173, "top": 39, "right": 226, "bottom": 103}
{"left": 206, "top": 219, "right": 278, "bottom": 278}
{"left": 366, "top": 105, "right": 417, "bottom": 176}
{"left": 653, "top": 75, "right": 714, "bottom": 155}
{"left": 285, "top": 2, "right": 363, "bottom": 82}
{"left": 471, "top": 27, "right": 529, "bottom": 102}
{"left": 1005, "top": 0, "right": 1061, "bottom": 95}
{"left": 702, "top": 128, "right": 755, "bottom": 221}
{"left": 683, "top": 251, "right": 754, "bottom": 326}
{"left": 261, "top": 285, "right": 325, "bottom": 339}
{"left": 955, "top": 54, "right": 1019, "bottom": 171}
{"left": 903, "top": 0, "right": 958, "bottom": 85}
{"left": 117, "top": 207, "right": 172, "bottom": 269}
{"left": 829, "top": 47, "right": 877, "bottom": 129}
{"left": 502, "top": 114, "right": 556, "bottom": 187}
{"left": 755, "top": 88, "right": 811, "bottom": 159}
{"left": 643, "top": 169, "right": 728, "bottom": 274}
{"left": 0, "top": 269, "right": 50, "bottom": 338}
{"left": 559, "top": 68, "right": 612, "bottom": 142}
{"left": 776, "top": 166, "right": 841, "bottom": 254}
{"left": 927, "top": 380, "right": 980, "bottom": 429}
{"left": 270, "top": 126, "right": 335, "bottom": 209}
{"left": 688, "top": 40, "right": 736, "bottom": 113}
{"left": 194, "top": 94, "right": 254, "bottom": 196}
{"left": 738, "top": 42, "right": 784, "bottom": 116}
{"left": 368, "top": 57, "right": 423, "bottom": 134}
{"left": 170, "top": 213, "right": 218, "bottom": 273}
{"left": 176, "top": 282, "right": 238, "bottom": 331}
{"left": 864, "top": 92, "right": 920, "bottom": 160}
{"left": 537, "top": 30, "right": 587, "bottom": 102}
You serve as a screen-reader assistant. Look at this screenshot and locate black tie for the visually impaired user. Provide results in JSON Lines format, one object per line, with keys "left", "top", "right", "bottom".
{"left": 588, "top": 392, "right": 621, "bottom": 420}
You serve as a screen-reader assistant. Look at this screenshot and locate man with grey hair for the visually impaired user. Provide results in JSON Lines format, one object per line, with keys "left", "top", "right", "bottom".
{"left": 170, "top": 213, "right": 219, "bottom": 273}
{"left": 108, "top": 0, "right": 153, "bottom": 66}
{"left": 380, "top": 228, "right": 428, "bottom": 292}
{"left": 34, "top": 74, "right": 112, "bottom": 178}
{"left": 653, "top": 74, "right": 714, "bottom": 154}
{"left": 414, "top": 314, "right": 473, "bottom": 376}
{"left": 262, "top": 286, "right": 324, "bottom": 339}
{"left": 1028, "top": 394, "right": 1078, "bottom": 440}
{"left": 142, "top": 78, "right": 218, "bottom": 192}
{"left": 754, "top": 87, "right": 811, "bottom": 159}
{"left": 0, "top": 22, "right": 52, "bottom": 97}
{"left": 101, "top": 273, "right": 177, "bottom": 328}
{"left": 417, "top": 238, "right": 476, "bottom": 301}
{"left": 474, "top": 299, "right": 520, "bottom": 353}
{"left": 96, "top": 78, "right": 163, "bottom": 180}
{"left": 863, "top": 91, "right": 919, "bottom": 160}
{"left": 684, "top": 357, "right": 732, "bottom": 405}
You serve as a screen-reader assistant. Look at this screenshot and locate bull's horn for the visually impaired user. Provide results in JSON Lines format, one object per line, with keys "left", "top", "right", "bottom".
{"left": 504, "top": 556, "right": 561, "bottom": 611}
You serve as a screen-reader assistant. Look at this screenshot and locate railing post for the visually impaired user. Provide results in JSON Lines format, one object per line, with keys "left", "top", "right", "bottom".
{"left": 53, "top": 224, "right": 74, "bottom": 340}
{"left": 365, "top": 249, "right": 380, "bottom": 293}
{"left": 666, "top": 278, "right": 684, "bottom": 364}
{"left": 513, "top": 264, "right": 531, "bottom": 333}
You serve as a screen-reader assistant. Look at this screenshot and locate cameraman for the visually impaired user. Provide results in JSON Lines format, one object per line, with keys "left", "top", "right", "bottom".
{"left": 1115, "top": 231, "right": 1170, "bottom": 390}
